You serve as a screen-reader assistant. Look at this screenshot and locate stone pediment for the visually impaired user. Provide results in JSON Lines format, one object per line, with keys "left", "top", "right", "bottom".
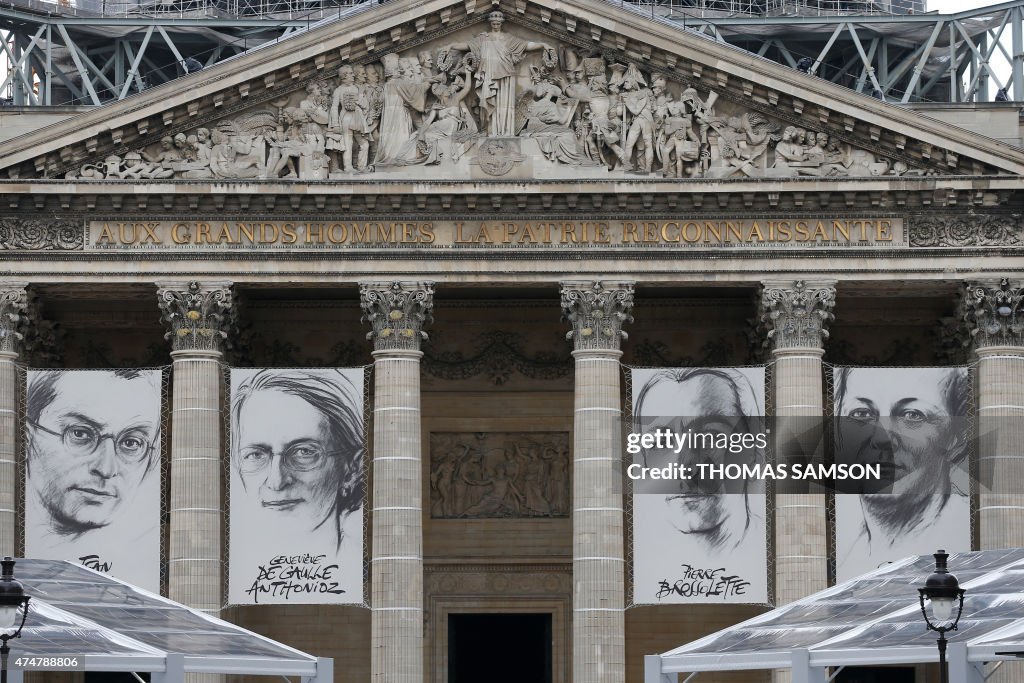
{"left": 2, "top": 0, "right": 1024, "bottom": 184}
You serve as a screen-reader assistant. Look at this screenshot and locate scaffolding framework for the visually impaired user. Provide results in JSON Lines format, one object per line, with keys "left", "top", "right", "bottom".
{"left": 2, "top": 0, "right": 1024, "bottom": 105}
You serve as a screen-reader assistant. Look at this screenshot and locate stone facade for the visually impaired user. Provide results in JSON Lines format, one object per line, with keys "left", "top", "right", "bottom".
{"left": 1, "top": 0, "right": 1023, "bottom": 681}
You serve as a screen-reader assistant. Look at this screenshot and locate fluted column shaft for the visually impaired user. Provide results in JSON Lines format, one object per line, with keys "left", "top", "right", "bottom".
{"left": 0, "top": 284, "right": 27, "bottom": 556}
{"left": 772, "top": 348, "right": 827, "bottom": 605}
{"left": 168, "top": 349, "right": 223, "bottom": 612}
{"left": 361, "top": 281, "right": 433, "bottom": 683}
{"left": 964, "top": 279, "right": 1024, "bottom": 683}
{"left": 562, "top": 281, "right": 633, "bottom": 683}
{"left": 158, "top": 281, "right": 233, "bottom": 622}
{"left": 760, "top": 281, "right": 835, "bottom": 606}
{"left": 965, "top": 280, "right": 1024, "bottom": 546}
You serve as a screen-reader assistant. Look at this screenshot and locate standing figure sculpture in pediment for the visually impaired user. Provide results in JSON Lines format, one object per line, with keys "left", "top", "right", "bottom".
{"left": 656, "top": 95, "right": 700, "bottom": 178}
{"left": 327, "top": 66, "right": 371, "bottom": 172}
{"left": 579, "top": 71, "right": 628, "bottom": 169}
{"left": 621, "top": 64, "right": 656, "bottom": 174}
{"left": 443, "top": 11, "right": 553, "bottom": 137}
{"left": 374, "top": 53, "right": 437, "bottom": 166}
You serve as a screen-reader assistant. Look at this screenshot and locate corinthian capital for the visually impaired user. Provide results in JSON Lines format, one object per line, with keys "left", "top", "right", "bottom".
{"left": 963, "top": 278, "right": 1024, "bottom": 348}
{"left": 157, "top": 281, "right": 234, "bottom": 353}
{"left": 760, "top": 280, "right": 836, "bottom": 352}
{"left": 360, "top": 281, "right": 435, "bottom": 352}
{"left": 0, "top": 284, "right": 28, "bottom": 356}
{"left": 560, "top": 281, "right": 635, "bottom": 352}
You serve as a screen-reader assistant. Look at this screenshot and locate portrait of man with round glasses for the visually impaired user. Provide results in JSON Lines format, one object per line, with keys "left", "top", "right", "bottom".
{"left": 229, "top": 367, "right": 364, "bottom": 605}
{"left": 25, "top": 368, "right": 162, "bottom": 591}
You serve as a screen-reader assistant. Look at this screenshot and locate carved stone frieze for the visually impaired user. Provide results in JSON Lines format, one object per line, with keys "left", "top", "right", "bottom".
{"left": 909, "top": 214, "right": 1023, "bottom": 247}
{"left": 963, "top": 278, "right": 1024, "bottom": 348}
{"left": 360, "top": 281, "right": 435, "bottom": 352}
{"left": 423, "top": 331, "right": 571, "bottom": 384}
{"left": 157, "top": 280, "right": 234, "bottom": 353}
{"left": 561, "top": 281, "right": 634, "bottom": 352}
{"left": 0, "top": 285, "right": 28, "bottom": 355}
{"left": 60, "top": 14, "right": 928, "bottom": 185}
{"left": 0, "top": 218, "right": 83, "bottom": 250}
{"left": 425, "top": 565, "right": 571, "bottom": 596}
{"left": 430, "top": 432, "right": 570, "bottom": 519}
{"left": 759, "top": 280, "right": 836, "bottom": 351}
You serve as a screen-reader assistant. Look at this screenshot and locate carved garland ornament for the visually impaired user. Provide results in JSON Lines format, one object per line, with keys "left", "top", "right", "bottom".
{"left": 760, "top": 280, "right": 836, "bottom": 351}
{"left": 423, "top": 331, "right": 571, "bottom": 383}
{"left": 0, "top": 219, "right": 83, "bottom": 250}
{"left": 962, "top": 278, "right": 1024, "bottom": 348}
{"left": 909, "top": 214, "right": 1023, "bottom": 247}
{"left": 561, "top": 281, "right": 635, "bottom": 352}
{"left": 157, "top": 281, "right": 234, "bottom": 352}
{"left": 360, "top": 281, "right": 435, "bottom": 352}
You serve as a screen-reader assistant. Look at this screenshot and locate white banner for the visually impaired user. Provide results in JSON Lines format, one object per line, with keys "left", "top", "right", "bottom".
{"left": 631, "top": 367, "right": 768, "bottom": 604}
{"left": 25, "top": 369, "right": 162, "bottom": 591}
{"left": 833, "top": 366, "right": 971, "bottom": 582}
{"left": 228, "top": 368, "right": 365, "bottom": 605}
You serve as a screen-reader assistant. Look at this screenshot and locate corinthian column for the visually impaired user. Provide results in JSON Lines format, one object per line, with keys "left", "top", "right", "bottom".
{"left": 157, "top": 281, "right": 233, "bottom": 619}
{"left": 964, "top": 279, "right": 1024, "bottom": 550}
{"left": 360, "top": 281, "right": 433, "bottom": 683}
{"left": 0, "top": 284, "right": 27, "bottom": 557}
{"left": 760, "top": 280, "right": 835, "bottom": 609}
{"left": 561, "top": 280, "right": 634, "bottom": 683}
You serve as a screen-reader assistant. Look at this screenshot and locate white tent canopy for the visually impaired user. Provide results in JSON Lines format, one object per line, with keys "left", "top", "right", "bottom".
{"left": 646, "top": 549, "right": 1024, "bottom": 683}
{"left": 3, "top": 559, "right": 331, "bottom": 683}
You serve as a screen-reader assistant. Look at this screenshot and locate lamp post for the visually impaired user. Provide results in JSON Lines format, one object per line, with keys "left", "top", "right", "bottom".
{"left": 0, "top": 557, "right": 30, "bottom": 683}
{"left": 918, "top": 549, "right": 966, "bottom": 683}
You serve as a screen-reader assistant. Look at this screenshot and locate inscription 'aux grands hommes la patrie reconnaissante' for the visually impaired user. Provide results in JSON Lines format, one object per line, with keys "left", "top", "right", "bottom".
{"left": 90, "top": 218, "right": 901, "bottom": 248}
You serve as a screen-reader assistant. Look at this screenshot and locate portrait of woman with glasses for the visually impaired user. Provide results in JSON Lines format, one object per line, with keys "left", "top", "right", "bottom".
{"left": 228, "top": 368, "right": 364, "bottom": 605}
{"left": 25, "top": 368, "right": 162, "bottom": 591}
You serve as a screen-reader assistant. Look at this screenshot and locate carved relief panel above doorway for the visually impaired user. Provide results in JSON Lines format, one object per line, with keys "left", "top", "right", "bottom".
{"left": 429, "top": 431, "right": 570, "bottom": 519}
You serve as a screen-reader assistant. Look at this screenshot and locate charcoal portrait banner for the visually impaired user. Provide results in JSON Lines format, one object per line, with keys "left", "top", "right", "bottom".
{"left": 228, "top": 368, "right": 365, "bottom": 605}
{"left": 833, "top": 366, "right": 971, "bottom": 582}
{"left": 630, "top": 367, "right": 768, "bottom": 604}
{"left": 25, "top": 369, "right": 163, "bottom": 592}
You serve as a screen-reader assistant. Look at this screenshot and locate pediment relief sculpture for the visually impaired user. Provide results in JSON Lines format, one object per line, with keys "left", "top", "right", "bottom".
{"left": 66, "top": 13, "right": 927, "bottom": 183}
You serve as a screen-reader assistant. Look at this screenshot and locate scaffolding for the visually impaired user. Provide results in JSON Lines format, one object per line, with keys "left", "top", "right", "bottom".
{"left": 1, "top": 0, "right": 1022, "bottom": 105}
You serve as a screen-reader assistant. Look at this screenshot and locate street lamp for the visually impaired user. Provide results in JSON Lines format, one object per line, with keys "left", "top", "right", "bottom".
{"left": 0, "top": 558, "right": 30, "bottom": 683}
{"left": 918, "top": 549, "right": 966, "bottom": 683}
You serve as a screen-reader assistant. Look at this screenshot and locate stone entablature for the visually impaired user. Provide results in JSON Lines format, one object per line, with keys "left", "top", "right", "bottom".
{"left": 9, "top": 212, "right": 1024, "bottom": 250}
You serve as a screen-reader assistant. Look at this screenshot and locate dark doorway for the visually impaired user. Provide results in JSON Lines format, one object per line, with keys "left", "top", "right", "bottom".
{"left": 86, "top": 674, "right": 151, "bottom": 683}
{"left": 448, "top": 613, "right": 552, "bottom": 683}
{"left": 835, "top": 666, "right": 914, "bottom": 683}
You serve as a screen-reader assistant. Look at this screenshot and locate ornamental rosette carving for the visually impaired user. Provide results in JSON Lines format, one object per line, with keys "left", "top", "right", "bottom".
{"left": 909, "top": 214, "right": 1023, "bottom": 247}
{"left": 157, "top": 281, "right": 234, "bottom": 353}
{"left": 760, "top": 280, "right": 836, "bottom": 351}
{"left": 560, "top": 281, "right": 635, "bottom": 352}
{"left": 0, "top": 286, "right": 28, "bottom": 355}
{"left": 0, "top": 218, "right": 83, "bottom": 250}
{"left": 360, "top": 281, "right": 435, "bottom": 352}
{"left": 962, "top": 278, "right": 1024, "bottom": 348}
